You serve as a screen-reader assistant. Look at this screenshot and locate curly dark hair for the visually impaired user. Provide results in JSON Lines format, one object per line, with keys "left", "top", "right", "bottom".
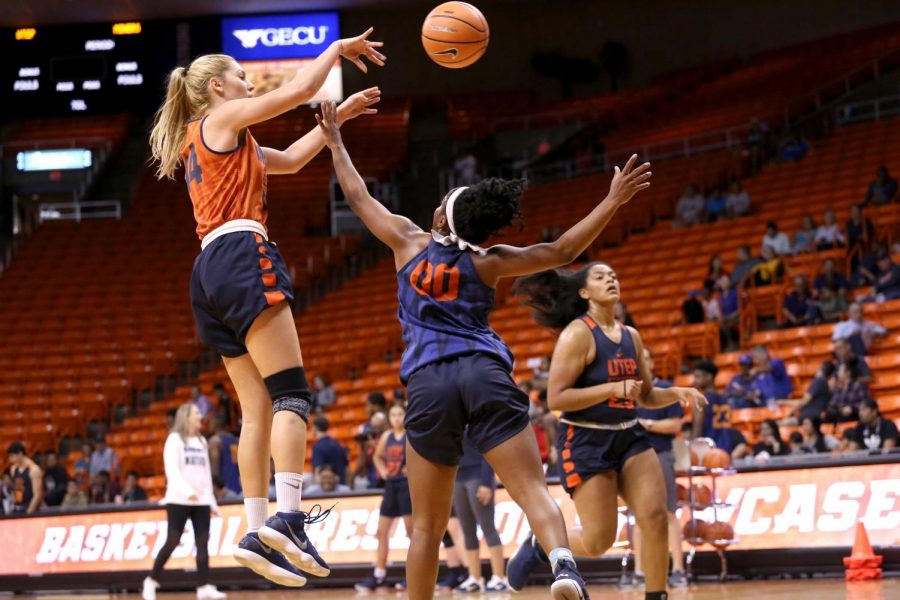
{"left": 512, "top": 263, "right": 605, "bottom": 330}
{"left": 451, "top": 178, "right": 526, "bottom": 245}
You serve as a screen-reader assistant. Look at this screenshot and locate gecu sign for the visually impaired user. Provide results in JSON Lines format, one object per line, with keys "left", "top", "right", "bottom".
{"left": 232, "top": 26, "right": 330, "bottom": 49}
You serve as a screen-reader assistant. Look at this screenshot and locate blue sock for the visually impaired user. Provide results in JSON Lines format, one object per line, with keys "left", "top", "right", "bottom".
{"left": 548, "top": 547, "right": 575, "bottom": 572}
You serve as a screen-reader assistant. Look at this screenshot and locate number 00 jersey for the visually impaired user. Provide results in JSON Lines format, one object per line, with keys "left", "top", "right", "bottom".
{"left": 181, "top": 115, "right": 268, "bottom": 240}
{"left": 397, "top": 241, "right": 513, "bottom": 384}
{"left": 561, "top": 315, "right": 641, "bottom": 426}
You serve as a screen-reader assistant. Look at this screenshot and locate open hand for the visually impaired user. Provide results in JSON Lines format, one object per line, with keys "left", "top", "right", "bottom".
{"left": 675, "top": 387, "right": 708, "bottom": 411}
{"left": 339, "top": 28, "right": 386, "bottom": 73}
{"left": 315, "top": 100, "right": 342, "bottom": 148}
{"left": 608, "top": 154, "right": 651, "bottom": 205}
{"left": 337, "top": 87, "right": 381, "bottom": 124}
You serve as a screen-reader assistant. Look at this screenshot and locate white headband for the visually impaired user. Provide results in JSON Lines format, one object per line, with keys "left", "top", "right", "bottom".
{"left": 445, "top": 186, "right": 467, "bottom": 237}
{"left": 431, "top": 186, "right": 486, "bottom": 255}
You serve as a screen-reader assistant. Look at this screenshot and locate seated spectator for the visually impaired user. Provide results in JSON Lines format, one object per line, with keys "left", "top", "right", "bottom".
{"left": 852, "top": 241, "right": 887, "bottom": 287}
{"left": 778, "top": 135, "right": 810, "bottom": 161}
{"left": 833, "top": 337, "right": 873, "bottom": 385}
{"left": 89, "top": 470, "right": 118, "bottom": 504}
{"left": 814, "top": 210, "right": 846, "bottom": 249}
{"left": 89, "top": 435, "right": 119, "bottom": 480}
{"left": 825, "top": 359, "right": 870, "bottom": 423}
{"left": 796, "top": 361, "right": 835, "bottom": 422}
{"left": 311, "top": 415, "right": 349, "bottom": 484}
{"left": 724, "top": 180, "right": 751, "bottom": 218}
{"left": 614, "top": 301, "right": 636, "bottom": 327}
{"left": 761, "top": 221, "right": 791, "bottom": 256}
{"left": 751, "top": 246, "right": 785, "bottom": 286}
{"left": 682, "top": 290, "right": 705, "bottom": 324}
{"left": 732, "top": 245, "right": 761, "bottom": 288}
{"left": 42, "top": 450, "right": 68, "bottom": 507}
{"left": 792, "top": 215, "right": 817, "bottom": 254}
{"left": 818, "top": 288, "right": 848, "bottom": 323}
{"left": 60, "top": 480, "right": 88, "bottom": 509}
{"left": 213, "top": 475, "right": 242, "bottom": 503}
{"left": 705, "top": 187, "right": 727, "bottom": 222}
{"left": 358, "top": 392, "right": 388, "bottom": 435}
{"left": 312, "top": 375, "right": 336, "bottom": 412}
{"left": 349, "top": 430, "right": 380, "bottom": 490}
{"left": 752, "top": 419, "right": 789, "bottom": 458}
{"left": 873, "top": 253, "right": 900, "bottom": 301}
{"left": 751, "top": 344, "right": 793, "bottom": 401}
{"left": 846, "top": 204, "right": 875, "bottom": 251}
{"left": 704, "top": 255, "right": 729, "bottom": 292}
{"left": 864, "top": 166, "right": 898, "bottom": 206}
{"left": 306, "top": 464, "right": 352, "bottom": 496}
{"left": 212, "top": 383, "right": 234, "bottom": 426}
{"left": 674, "top": 185, "right": 706, "bottom": 227}
{"left": 717, "top": 275, "right": 741, "bottom": 349}
{"left": 800, "top": 416, "right": 839, "bottom": 453}
{"left": 73, "top": 442, "right": 92, "bottom": 489}
{"left": 190, "top": 385, "right": 212, "bottom": 419}
{"left": 701, "top": 287, "right": 722, "bottom": 323}
{"left": 788, "top": 431, "right": 810, "bottom": 454}
{"left": 832, "top": 302, "right": 886, "bottom": 356}
{"left": 781, "top": 275, "right": 821, "bottom": 328}
{"left": 725, "top": 354, "right": 764, "bottom": 408}
{"left": 813, "top": 258, "right": 849, "bottom": 295}
{"left": 116, "top": 470, "right": 148, "bottom": 504}
{"left": 846, "top": 399, "right": 899, "bottom": 450}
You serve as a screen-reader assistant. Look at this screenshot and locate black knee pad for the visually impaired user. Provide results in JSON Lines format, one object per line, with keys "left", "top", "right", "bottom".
{"left": 265, "top": 366, "right": 312, "bottom": 424}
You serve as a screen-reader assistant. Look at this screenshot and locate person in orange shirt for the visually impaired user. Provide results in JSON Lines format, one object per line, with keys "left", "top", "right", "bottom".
{"left": 148, "top": 29, "right": 385, "bottom": 588}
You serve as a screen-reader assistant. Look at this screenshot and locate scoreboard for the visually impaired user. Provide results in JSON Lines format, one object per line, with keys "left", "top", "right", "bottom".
{"left": 3, "top": 22, "right": 174, "bottom": 116}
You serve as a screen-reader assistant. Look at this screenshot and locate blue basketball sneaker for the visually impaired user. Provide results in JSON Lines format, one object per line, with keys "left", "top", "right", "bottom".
{"left": 258, "top": 506, "right": 331, "bottom": 577}
{"left": 551, "top": 557, "right": 590, "bottom": 600}
{"left": 507, "top": 532, "right": 548, "bottom": 591}
{"left": 232, "top": 531, "right": 307, "bottom": 587}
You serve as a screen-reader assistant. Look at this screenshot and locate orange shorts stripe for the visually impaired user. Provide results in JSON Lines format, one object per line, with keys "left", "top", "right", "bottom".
{"left": 254, "top": 233, "right": 263, "bottom": 243}
{"left": 562, "top": 461, "right": 575, "bottom": 473}
{"left": 562, "top": 449, "right": 571, "bottom": 460}
{"left": 265, "top": 290, "right": 286, "bottom": 306}
{"left": 566, "top": 424, "right": 574, "bottom": 440}
{"left": 261, "top": 273, "right": 277, "bottom": 287}
{"left": 259, "top": 257, "right": 273, "bottom": 270}
{"left": 566, "top": 473, "right": 583, "bottom": 489}
{"left": 258, "top": 245, "right": 267, "bottom": 254}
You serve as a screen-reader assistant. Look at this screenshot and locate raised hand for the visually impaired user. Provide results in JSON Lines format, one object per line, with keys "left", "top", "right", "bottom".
{"left": 339, "top": 27, "right": 386, "bottom": 73}
{"left": 315, "top": 100, "right": 342, "bottom": 149}
{"left": 337, "top": 86, "right": 381, "bottom": 124}
{"left": 608, "top": 153, "right": 651, "bottom": 205}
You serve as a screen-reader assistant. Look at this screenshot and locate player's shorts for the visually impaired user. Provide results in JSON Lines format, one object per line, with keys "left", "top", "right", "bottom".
{"left": 405, "top": 352, "right": 530, "bottom": 466}
{"left": 558, "top": 423, "right": 653, "bottom": 497}
{"left": 380, "top": 477, "right": 412, "bottom": 517}
{"left": 656, "top": 449, "right": 678, "bottom": 512}
{"left": 190, "top": 231, "right": 294, "bottom": 357}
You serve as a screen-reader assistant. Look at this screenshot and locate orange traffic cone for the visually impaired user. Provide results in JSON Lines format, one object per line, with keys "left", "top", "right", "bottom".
{"left": 843, "top": 521, "right": 882, "bottom": 581}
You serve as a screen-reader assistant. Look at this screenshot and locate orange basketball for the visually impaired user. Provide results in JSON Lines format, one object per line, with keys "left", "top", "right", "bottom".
{"left": 676, "top": 483, "right": 690, "bottom": 502}
{"left": 691, "top": 483, "right": 713, "bottom": 505}
{"left": 683, "top": 519, "right": 710, "bottom": 544}
{"left": 421, "top": 2, "right": 490, "bottom": 68}
{"left": 702, "top": 448, "right": 732, "bottom": 469}
{"left": 706, "top": 521, "right": 735, "bottom": 547}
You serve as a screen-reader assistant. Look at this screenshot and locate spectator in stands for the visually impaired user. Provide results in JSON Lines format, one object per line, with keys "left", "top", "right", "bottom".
{"left": 864, "top": 166, "right": 898, "bottom": 206}
{"left": 778, "top": 135, "right": 810, "bottom": 161}
{"left": 846, "top": 204, "right": 875, "bottom": 251}
{"left": 312, "top": 375, "right": 336, "bottom": 412}
{"left": 846, "top": 399, "right": 899, "bottom": 450}
{"left": 751, "top": 246, "right": 785, "bottom": 286}
{"left": 781, "top": 275, "right": 821, "bottom": 327}
{"left": 751, "top": 345, "right": 793, "bottom": 402}
{"left": 358, "top": 392, "right": 388, "bottom": 436}
{"left": 751, "top": 420, "right": 789, "bottom": 458}
{"left": 674, "top": 185, "right": 705, "bottom": 227}
{"left": 852, "top": 241, "right": 887, "bottom": 287}
{"left": 614, "top": 301, "right": 636, "bottom": 327}
{"left": 833, "top": 337, "right": 873, "bottom": 385}
{"left": 349, "top": 430, "right": 380, "bottom": 490}
{"left": 705, "top": 186, "right": 727, "bottom": 222}
{"left": 311, "top": 415, "right": 349, "bottom": 485}
{"left": 813, "top": 258, "right": 849, "bottom": 295}
{"left": 213, "top": 475, "right": 243, "bottom": 503}
{"left": 791, "top": 215, "right": 817, "bottom": 255}
{"left": 702, "top": 287, "right": 722, "bottom": 323}
{"left": 190, "top": 386, "right": 212, "bottom": 419}
{"left": 305, "top": 464, "right": 351, "bottom": 496}
{"left": 761, "top": 221, "right": 791, "bottom": 256}
{"left": 788, "top": 432, "right": 809, "bottom": 455}
{"left": 682, "top": 290, "right": 705, "bottom": 324}
{"left": 717, "top": 275, "right": 741, "bottom": 349}
{"left": 825, "top": 359, "right": 870, "bottom": 423}
{"left": 212, "top": 383, "right": 233, "bottom": 426}
{"left": 7, "top": 442, "right": 43, "bottom": 514}
{"left": 89, "top": 470, "right": 118, "bottom": 504}
{"left": 800, "top": 416, "right": 839, "bottom": 453}
{"left": 796, "top": 361, "right": 835, "bottom": 422}
{"left": 818, "top": 288, "right": 848, "bottom": 323}
{"left": 61, "top": 480, "right": 88, "bottom": 509}
{"left": 746, "top": 118, "right": 770, "bottom": 173}
{"left": 814, "top": 210, "right": 846, "bottom": 249}
{"left": 731, "top": 245, "right": 761, "bottom": 288}
{"left": 873, "top": 253, "right": 900, "bottom": 301}
{"left": 117, "top": 470, "right": 148, "bottom": 504}
{"left": 526, "top": 356, "right": 551, "bottom": 391}
{"left": 724, "top": 180, "right": 750, "bottom": 218}
{"left": 454, "top": 153, "right": 479, "bottom": 186}
{"left": 89, "top": 435, "right": 119, "bottom": 480}
{"left": 208, "top": 411, "right": 241, "bottom": 496}
{"left": 725, "top": 354, "right": 763, "bottom": 409}
{"left": 692, "top": 360, "right": 747, "bottom": 457}
{"left": 73, "top": 442, "right": 92, "bottom": 489}
{"left": 42, "top": 451, "right": 68, "bottom": 507}
{"left": 704, "top": 255, "right": 728, "bottom": 292}
{"left": 832, "top": 302, "right": 886, "bottom": 356}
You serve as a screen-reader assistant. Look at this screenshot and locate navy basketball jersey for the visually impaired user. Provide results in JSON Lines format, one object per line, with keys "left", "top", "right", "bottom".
{"left": 219, "top": 432, "right": 242, "bottom": 494}
{"left": 397, "top": 241, "right": 513, "bottom": 383}
{"left": 561, "top": 315, "right": 640, "bottom": 425}
{"left": 701, "top": 391, "right": 735, "bottom": 452}
{"left": 384, "top": 432, "right": 407, "bottom": 480}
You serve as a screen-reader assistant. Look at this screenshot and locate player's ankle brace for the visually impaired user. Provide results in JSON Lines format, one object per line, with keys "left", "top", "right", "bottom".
{"left": 265, "top": 366, "right": 312, "bottom": 423}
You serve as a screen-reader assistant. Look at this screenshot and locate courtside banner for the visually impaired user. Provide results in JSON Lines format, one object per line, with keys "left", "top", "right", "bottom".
{"left": 1, "top": 463, "right": 897, "bottom": 575}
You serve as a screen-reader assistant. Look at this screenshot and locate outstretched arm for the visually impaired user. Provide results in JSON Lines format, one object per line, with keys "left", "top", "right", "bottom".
{"left": 478, "top": 155, "right": 651, "bottom": 283}
{"left": 317, "top": 100, "right": 425, "bottom": 259}
{"left": 631, "top": 327, "right": 707, "bottom": 412}
{"left": 263, "top": 87, "right": 381, "bottom": 175}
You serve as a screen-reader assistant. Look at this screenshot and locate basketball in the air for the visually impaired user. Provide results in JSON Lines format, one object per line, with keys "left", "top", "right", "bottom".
{"left": 703, "top": 448, "right": 732, "bottom": 469}
{"left": 421, "top": 2, "right": 490, "bottom": 68}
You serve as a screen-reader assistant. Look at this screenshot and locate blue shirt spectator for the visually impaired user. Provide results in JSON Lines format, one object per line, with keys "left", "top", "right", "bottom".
{"left": 751, "top": 346, "right": 793, "bottom": 400}
{"left": 731, "top": 245, "right": 761, "bottom": 287}
{"left": 864, "top": 167, "right": 898, "bottom": 206}
{"left": 813, "top": 258, "right": 849, "bottom": 293}
{"left": 726, "top": 355, "right": 763, "bottom": 408}
{"left": 311, "top": 416, "right": 349, "bottom": 484}
{"left": 705, "top": 189, "right": 727, "bottom": 221}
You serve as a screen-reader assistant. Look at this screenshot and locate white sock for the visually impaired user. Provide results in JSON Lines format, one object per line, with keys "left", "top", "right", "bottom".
{"left": 549, "top": 547, "right": 575, "bottom": 572}
{"left": 275, "top": 472, "right": 303, "bottom": 513}
{"left": 374, "top": 567, "right": 387, "bottom": 579}
{"left": 244, "top": 497, "right": 268, "bottom": 532}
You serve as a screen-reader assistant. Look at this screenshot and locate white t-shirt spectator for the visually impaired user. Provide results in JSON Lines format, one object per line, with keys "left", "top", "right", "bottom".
{"left": 89, "top": 446, "right": 119, "bottom": 477}
{"left": 162, "top": 433, "right": 217, "bottom": 508}
{"left": 725, "top": 190, "right": 750, "bottom": 216}
{"left": 761, "top": 232, "right": 791, "bottom": 256}
{"left": 814, "top": 224, "right": 845, "bottom": 246}
{"left": 832, "top": 318, "right": 886, "bottom": 347}
{"left": 676, "top": 191, "right": 705, "bottom": 225}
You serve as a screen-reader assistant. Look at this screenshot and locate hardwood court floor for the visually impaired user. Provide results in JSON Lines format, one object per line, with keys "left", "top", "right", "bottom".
{"left": 64, "top": 577, "right": 898, "bottom": 599}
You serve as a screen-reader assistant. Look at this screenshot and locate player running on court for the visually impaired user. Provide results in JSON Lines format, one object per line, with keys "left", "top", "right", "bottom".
{"left": 316, "top": 100, "right": 651, "bottom": 600}
{"left": 149, "top": 29, "right": 385, "bottom": 587}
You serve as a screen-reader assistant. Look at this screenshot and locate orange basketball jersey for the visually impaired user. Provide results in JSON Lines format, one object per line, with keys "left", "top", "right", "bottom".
{"left": 181, "top": 116, "right": 268, "bottom": 239}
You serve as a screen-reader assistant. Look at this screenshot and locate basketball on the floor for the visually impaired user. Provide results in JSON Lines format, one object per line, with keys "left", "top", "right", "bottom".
{"left": 421, "top": 2, "right": 489, "bottom": 68}
{"left": 692, "top": 482, "right": 713, "bottom": 505}
{"left": 703, "top": 448, "right": 732, "bottom": 469}
{"left": 683, "top": 519, "right": 710, "bottom": 543}
{"left": 707, "top": 521, "right": 735, "bottom": 547}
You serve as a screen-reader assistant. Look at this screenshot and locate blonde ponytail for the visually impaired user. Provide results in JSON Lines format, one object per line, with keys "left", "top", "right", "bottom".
{"left": 149, "top": 55, "right": 235, "bottom": 180}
